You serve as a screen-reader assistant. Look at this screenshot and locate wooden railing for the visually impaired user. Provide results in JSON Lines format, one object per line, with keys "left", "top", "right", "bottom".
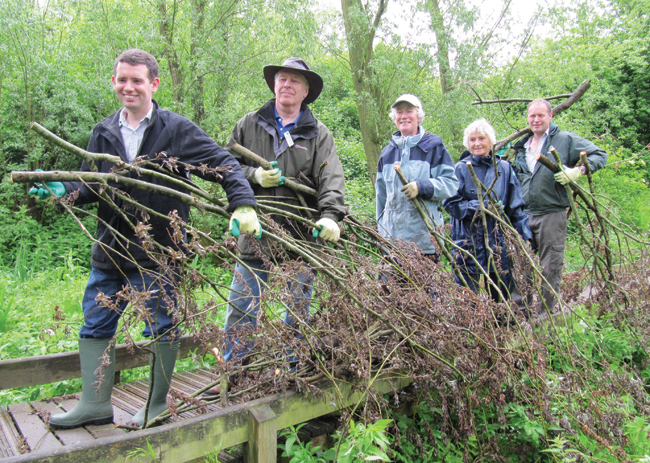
{"left": 0, "top": 335, "right": 204, "bottom": 390}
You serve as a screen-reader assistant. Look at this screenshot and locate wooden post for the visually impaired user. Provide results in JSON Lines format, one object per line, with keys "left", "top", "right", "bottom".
{"left": 245, "top": 404, "right": 277, "bottom": 463}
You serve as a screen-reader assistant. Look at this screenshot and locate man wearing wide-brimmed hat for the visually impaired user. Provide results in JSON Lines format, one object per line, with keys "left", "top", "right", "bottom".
{"left": 203, "top": 58, "right": 346, "bottom": 396}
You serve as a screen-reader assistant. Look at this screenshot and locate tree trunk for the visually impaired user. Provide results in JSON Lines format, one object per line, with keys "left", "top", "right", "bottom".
{"left": 158, "top": 0, "right": 184, "bottom": 107}
{"left": 189, "top": 0, "right": 207, "bottom": 125}
{"left": 341, "top": 0, "right": 389, "bottom": 185}
{"left": 427, "top": 0, "right": 453, "bottom": 94}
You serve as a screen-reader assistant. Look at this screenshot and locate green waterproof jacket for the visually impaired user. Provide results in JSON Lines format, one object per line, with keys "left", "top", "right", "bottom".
{"left": 227, "top": 99, "right": 346, "bottom": 260}
{"left": 511, "top": 122, "right": 608, "bottom": 216}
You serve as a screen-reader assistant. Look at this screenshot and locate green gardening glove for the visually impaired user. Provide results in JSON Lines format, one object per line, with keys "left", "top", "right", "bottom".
{"left": 28, "top": 169, "right": 66, "bottom": 199}
{"left": 229, "top": 205, "right": 262, "bottom": 238}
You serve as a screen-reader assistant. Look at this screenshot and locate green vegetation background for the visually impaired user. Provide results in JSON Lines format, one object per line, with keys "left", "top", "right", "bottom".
{"left": 2, "top": 0, "right": 650, "bottom": 460}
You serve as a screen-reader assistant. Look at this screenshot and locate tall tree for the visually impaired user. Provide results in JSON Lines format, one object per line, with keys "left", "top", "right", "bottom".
{"left": 340, "top": 0, "right": 392, "bottom": 184}
{"left": 424, "top": 0, "right": 513, "bottom": 93}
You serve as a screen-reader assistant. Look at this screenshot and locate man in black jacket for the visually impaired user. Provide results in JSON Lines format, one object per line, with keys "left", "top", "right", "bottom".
{"left": 31, "top": 49, "right": 260, "bottom": 429}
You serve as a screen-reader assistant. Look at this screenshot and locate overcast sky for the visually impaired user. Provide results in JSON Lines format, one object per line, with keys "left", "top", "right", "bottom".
{"left": 313, "top": 0, "right": 554, "bottom": 61}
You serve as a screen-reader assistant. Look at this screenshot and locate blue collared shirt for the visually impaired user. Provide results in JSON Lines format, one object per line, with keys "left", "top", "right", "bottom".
{"left": 119, "top": 106, "right": 153, "bottom": 163}
{"left": 274, "top": 107, "right": 303, "bottom": 139}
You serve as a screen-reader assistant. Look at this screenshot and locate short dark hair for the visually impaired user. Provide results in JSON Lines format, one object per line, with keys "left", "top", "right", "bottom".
{"left": 114, "top": 49, "right": 159, "bottom": 81}
{"left": 527, "top": 98, "right": 552, "bottom": 114}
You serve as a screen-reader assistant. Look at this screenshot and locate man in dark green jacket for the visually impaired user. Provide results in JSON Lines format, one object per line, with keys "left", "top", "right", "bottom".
{"left": 512, "top": 99, "right": 607, "bottom": 316}
{"left": 203, "top": 57, "right": 346, "bottom": 396}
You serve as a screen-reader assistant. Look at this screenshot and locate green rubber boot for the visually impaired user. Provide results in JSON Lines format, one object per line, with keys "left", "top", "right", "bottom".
{"left": 131, "top": 339, "right": 179, "bottom": 427}
{"left": 49, "top": 338, "right": 114, "bottom": 429}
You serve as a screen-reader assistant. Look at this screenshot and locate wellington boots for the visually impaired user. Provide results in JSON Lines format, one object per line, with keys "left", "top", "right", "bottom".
{"left": 130, "top": 339, "right": 179, "bottom": 427}
{"left": 49, "top": 338, "right": 115, "bottom": 429}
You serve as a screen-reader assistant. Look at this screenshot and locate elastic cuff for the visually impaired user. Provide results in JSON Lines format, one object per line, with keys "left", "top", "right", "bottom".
{"left": 228, "top": 200, "right": 257, "bottom": 212}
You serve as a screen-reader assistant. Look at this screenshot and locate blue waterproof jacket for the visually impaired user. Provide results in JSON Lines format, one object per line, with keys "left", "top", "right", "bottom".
{"left": 376, "top": 130, "right": 458, "bottom": 254}
{"left": 443, "top": 151, "right": 532, "bottom": 275}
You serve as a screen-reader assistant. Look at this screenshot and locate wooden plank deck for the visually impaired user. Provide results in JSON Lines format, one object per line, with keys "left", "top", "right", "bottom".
{"left": 0, "top": 366, "right": 357, "bottom": 462}
{"left": 0, "top": 372, "right": 407, "bottom": 463}
{"left": 0, "top": 335, "right": 411, "bottom": 462}
{"left": 0, "top": 367, "right": 227, "bottom": 460}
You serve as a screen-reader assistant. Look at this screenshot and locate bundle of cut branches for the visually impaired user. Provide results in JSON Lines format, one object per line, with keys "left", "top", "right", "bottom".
{"left": 13, "top": 114, "right": 650, "bottom": 458}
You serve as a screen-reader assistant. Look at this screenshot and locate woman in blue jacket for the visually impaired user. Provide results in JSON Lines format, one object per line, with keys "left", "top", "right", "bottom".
{"left": 376, "top": 94, "right": 458, "bottom": 257}
{"left": 443, "top": 119, "right": 532, "bottom": 302}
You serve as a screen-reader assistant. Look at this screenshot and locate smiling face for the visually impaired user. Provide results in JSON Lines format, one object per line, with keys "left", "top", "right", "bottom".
{"left": 393, "top": 103, "right": 421, "bottom": 137}
{"left": 527, "top": 101, "right": 552, "bottom": 137}
{"left": 274, "top": 70, "right": 309, "bottom": 109}
{"left": 468, "top": 131, "right": 491, "bottom": 156}
{"left": 112, "top": 62, "right": 159, "bottom": 124}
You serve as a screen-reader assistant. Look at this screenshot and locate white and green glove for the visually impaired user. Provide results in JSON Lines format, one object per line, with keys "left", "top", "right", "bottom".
{"left": 401, "top": 181, "right": 419, "bottom": 199}
{"left": 229, "top": 206, "right": 262, "bottom": 238}
{"left": 554, "top": 165, "right": 584, "bottom": 185}
{"left": 312, "top": 218, "right": 340, "bottom": 242}
{"left": 253, "top": 161, "right": 285, "bottom": 188}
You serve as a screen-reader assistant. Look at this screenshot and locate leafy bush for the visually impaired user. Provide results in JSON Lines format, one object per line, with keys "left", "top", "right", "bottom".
{"left": 280, "top": 419, "right": 392, "bottom": 462}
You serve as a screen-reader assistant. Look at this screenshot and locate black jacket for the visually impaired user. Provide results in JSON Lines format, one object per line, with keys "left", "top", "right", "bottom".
{"left": 65, "top": 101, "right": 256, "bottom": 270}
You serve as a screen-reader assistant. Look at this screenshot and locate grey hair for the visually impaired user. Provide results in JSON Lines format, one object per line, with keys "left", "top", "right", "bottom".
{"left": 463, "top": 118, "right": 497, "bottom": 149}
{"left": 275, "top": 70, "right": 309, "bottom": 88}
{"left": 389, "top": 102, "right": 425, "bottom": 123}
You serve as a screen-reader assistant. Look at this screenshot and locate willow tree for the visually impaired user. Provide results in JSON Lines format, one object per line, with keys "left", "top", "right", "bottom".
{"left": 151, "top": 0, "right": 321, "bottom": 134}
{"left": 424, "top": 0, "right": 514, "bottom": 94}
{"left": 340, "top": 0, "right": 393, "bottom": 185}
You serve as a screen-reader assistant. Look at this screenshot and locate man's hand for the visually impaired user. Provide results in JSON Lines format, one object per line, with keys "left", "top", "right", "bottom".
{"left": 253, "top": 161, "right": 285, "bottom": 188}
{"left": 312, "top": 218, "right": 340, "bottom": 242}
{"left": 28, "top": 170, "right": 66, "bottom": 199}
{"left": 401, "top": 181, "right": 419, "bottom": 199}
{"left": 229, "top": 206, "right": 262, "bottom": 238}
{"left": 554, "top": 165, "right": 583, "bottom": 185}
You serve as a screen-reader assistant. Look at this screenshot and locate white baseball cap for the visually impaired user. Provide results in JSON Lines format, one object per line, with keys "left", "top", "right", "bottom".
{"left": 391, "top": 94, "right": 422, "bottom": 109}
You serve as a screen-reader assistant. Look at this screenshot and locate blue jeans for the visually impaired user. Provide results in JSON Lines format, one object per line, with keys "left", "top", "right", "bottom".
{"left": 223, "top": 259, "right": 314, "bottom": 361}
{"left": 79, "top": 267, "right": 178, "bottom": 339}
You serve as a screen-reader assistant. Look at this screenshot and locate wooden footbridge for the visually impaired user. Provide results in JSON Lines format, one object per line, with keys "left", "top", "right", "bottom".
{"left": 0, "top": 336, "right": 410, "bottom": 462}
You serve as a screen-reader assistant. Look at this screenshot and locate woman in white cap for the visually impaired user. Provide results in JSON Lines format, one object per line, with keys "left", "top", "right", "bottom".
{"left": 376, "top": 94, "right": 458, "bottom": 262}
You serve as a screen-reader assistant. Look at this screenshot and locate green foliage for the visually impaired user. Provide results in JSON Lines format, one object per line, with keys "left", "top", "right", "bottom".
{"left": 0, "top": 267, "right": 87, "bottom": 405}
{"left": 280, "top": 419, "right": 392, "bottom": 462}
{"left": 280, "top": 424, "right": 330, "bottom": 463}
{"left": 199, "top": 442, "right": 224, "bottom": 463}
{"left": 542, "top": 416, "right": 650, "bottom": 463}
{"left": 623, "top": 416, "right": 650, "bottom": 459}
{"left": 545, "top": 309, "right": 645, "bottom": 380}
{"left": 393, "top": 403, "right": 472, "bottom": 462}
{"left": 126, "top": 438, "right": 158, "bottom": 462}
{"left": 387, "top": 302, "right": 650, "bottom": 462}
{"left": 0, "top": 200, "right": 94, "bottom": 272}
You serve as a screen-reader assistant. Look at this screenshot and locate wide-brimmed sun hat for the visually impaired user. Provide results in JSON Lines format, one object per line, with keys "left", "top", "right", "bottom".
{"left": 263, "top": 57, "right": 324, "bottom": 105}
